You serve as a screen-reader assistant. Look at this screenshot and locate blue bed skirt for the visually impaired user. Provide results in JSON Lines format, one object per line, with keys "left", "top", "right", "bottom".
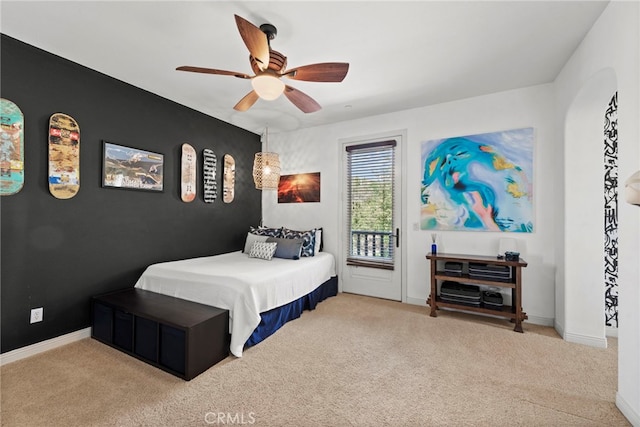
{"left": 245, "top": 276, "right": 338, "bottom": 348}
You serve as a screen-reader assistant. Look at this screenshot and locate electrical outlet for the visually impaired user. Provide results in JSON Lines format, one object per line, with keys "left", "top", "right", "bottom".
{"left": 30, "top": 307, "right": 43, "bottom": 324}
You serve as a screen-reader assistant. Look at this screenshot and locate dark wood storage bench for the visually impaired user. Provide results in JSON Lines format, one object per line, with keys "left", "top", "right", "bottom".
{"left": 92, "top": 288, "right": 230, "bottom": 380}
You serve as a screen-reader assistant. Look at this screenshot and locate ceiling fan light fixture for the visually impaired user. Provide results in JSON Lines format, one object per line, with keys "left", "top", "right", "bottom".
{"left": 177, "top": 15, "right": 349, "bottom": 113}
{"left": 251, "top": 74, "right": 285, "bottom": 100}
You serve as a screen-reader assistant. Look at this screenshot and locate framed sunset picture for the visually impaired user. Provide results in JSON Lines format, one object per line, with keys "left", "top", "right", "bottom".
{"left": 278, "top": 172, "right": 321, "bottom": 203}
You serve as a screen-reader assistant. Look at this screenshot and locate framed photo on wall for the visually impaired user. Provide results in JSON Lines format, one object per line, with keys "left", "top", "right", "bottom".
{"left": 102, "top": 141, "right": 164, "bottom": 192}
{"left": 277, "top": 172, "right": 321, "bottom": 203}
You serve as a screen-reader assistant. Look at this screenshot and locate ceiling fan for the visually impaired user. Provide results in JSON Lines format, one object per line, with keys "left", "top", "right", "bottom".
{"left": 177, "top": 14, "right": 349, "bottom": 113}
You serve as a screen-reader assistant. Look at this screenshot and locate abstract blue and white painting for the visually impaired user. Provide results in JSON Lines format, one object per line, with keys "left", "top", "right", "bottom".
{"left": 420, "top": 128, "right": 534, "bottom": 232}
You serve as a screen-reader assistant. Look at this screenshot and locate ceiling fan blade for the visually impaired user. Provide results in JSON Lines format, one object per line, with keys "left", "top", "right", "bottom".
{"left": 234, "top": 15, "right": 270, "bottom": 72}
{"left": 283, "top": 63, "right": 349, "bottom": 82}
{"left": 233, "top": 91, "right": 260, "bottom": 112}
{"left": 176, "top": 66, "right": 251, "bottom": 79}
{"left": 283, "top": 85, "right": 321, "bottom": 113}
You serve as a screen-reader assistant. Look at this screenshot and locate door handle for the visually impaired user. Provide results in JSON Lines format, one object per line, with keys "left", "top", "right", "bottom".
{"left": 395, "top": 228, "right": 399, "bottom": 248}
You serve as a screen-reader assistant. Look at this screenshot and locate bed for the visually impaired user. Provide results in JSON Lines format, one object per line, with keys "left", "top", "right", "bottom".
{"left": 133, "top": 250, "right": 337, "bottom": 357}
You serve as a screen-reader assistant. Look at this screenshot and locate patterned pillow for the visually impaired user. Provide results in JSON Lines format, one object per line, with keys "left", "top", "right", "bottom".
{"left": 281, "top": 227, "right": 316, "bottom": 257}
{"left": 249, "top": 226, "right": 282, "bottom": 238}
{"left": 248, "top": 241, "right": 278, "bottom": 260}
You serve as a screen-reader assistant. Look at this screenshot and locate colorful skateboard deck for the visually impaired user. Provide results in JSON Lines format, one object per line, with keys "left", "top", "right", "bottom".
{"left": 0, "top": 98, "right": 25, "bottom": 196}
{"left": 203, "top": 148, "right": 217, "bottom": 203}
{"left": 48, "top": 113, "right": 80, "bottom": 199}
{"left": 181, "top": 143, "right": 196, "bottom": 202}
{"left": 223, "top": 154, "right": 235, "bottom": 203}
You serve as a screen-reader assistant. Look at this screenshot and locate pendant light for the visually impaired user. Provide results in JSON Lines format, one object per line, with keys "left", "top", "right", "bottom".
{"left": 252, "top": 126, "right": 281, "bottom": 190}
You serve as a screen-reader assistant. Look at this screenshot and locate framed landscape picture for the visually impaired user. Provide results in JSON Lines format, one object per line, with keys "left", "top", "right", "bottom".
{"left": 102, "top": 141, "right": 164, "bottom": 192}
{"left": 277, "top": 172, "right": 321, "bottom": 203}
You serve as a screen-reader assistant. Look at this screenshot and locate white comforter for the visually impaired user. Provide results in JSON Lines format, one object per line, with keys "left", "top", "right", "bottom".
{"left": 134, "top": 251, "right": 336, "bottom": 357}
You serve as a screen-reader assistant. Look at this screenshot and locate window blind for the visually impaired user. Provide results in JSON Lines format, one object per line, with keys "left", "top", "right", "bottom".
{"left": 346, "top": 140, "right": 397, "bottom": 269}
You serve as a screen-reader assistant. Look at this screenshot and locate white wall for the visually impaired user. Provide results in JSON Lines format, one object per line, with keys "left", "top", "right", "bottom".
{"left": 265, "top": 83, "right": 557, "bottom": 326}
{"left": 554, "top": 1, "right": 640, "bottom": 424}
{"left": 265, "top": 4, "right": 640, "bottom": 424}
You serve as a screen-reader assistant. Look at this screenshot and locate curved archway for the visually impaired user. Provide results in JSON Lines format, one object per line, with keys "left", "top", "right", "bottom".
{"left": 560, "top": 68, "right": 617, "bottom": 347}
{"left": 563, "top": 67, "right": 617, "bottom": 347}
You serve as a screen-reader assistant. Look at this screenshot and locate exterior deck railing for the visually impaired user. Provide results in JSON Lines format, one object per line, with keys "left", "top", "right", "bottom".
{"left": 350, "top": 230, "right": 394, "bottom": 259}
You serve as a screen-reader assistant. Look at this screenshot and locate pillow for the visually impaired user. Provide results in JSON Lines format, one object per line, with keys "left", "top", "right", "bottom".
{"left": 248, "top": 241, "right": 278, "bottom": 260}
{"left": 266, "top": 237, "right": 303, "bottom": 260}
{"left": 315, "top": 228, "right": 323, "bottom": 254}
{"left": 243, "top": 232, "right": 268, "bottom": 253}
{"left": 249, "top": 226, "right": 282, "bottom": 238}
{"left": 281, "top": 227, "right": 316, "bottom": 257}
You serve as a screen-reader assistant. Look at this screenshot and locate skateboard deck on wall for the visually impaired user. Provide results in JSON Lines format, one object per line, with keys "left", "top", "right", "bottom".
{"left": 181, "top": 143, "right": 196, "bottom": 202}
{"left": 0, "top": 98, "right": 25, "bottom": 196}
{"left": 223, "top": 154, "right": 235, "bottom": 203}
{"left": 203, "top": 148, "right": 217, "bottom": 203}
{"left": 48, "top": 113, "right": 80, "bottom": 199}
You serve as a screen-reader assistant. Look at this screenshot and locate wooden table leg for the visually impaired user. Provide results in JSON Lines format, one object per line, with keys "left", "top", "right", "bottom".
{"left": 513, "top": 321, "right": 524, "bottom": 333}
{"left": 429, "top": 258, "right": 438, "bottom": 317}
{"left": 513, "top": 266, "right": 524, "bottom": 333}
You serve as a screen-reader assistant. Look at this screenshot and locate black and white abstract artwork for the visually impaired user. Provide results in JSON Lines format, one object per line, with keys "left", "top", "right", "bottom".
{"left": 203, "top": 148, "right": 217, "bottom": 204}
{"left": 604, "top": 92, "right": 618, "bottom": 328}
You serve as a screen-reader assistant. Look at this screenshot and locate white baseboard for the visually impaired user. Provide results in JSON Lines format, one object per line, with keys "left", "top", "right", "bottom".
{"left": 564, "top": 331, "right": 608, "bottom": 348}
{"left": 616, "top": 392, "right": 640, "bottom": 427}
{"left": 1, "top": 327, "right": 92, "bottom": 366}
{"left": 606, "top": 326, "right": 619, "bottom": 338}
{"left": 406, "top": 296, "right": 427, "bottom": 306}
{"left": 524, "top": 315, "right": 554, "bottom": 327}
{"left": 554, "top": 320, "right": 565, "bottom": 340}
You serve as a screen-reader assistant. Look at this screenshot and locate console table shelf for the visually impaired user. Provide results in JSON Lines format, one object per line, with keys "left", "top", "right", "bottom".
{"left": 433, "top": 273, "right": 516, "bottom": 288}
{"left": 426, "top": 253, "right": 528, "bottom": 332}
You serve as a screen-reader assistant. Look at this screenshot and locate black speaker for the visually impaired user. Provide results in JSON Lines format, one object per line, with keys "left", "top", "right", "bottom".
{"left": 505, "top": 251, "right": 520, "bottom": 261}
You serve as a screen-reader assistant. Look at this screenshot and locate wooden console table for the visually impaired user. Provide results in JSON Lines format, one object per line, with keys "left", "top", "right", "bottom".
{"left": 426, "top": 253, "right": 528, "bottom": 332}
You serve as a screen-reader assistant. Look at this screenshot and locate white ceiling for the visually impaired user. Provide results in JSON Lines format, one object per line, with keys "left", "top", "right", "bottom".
{"left": 1, "top": 1, "right": 608, "bottom": 135}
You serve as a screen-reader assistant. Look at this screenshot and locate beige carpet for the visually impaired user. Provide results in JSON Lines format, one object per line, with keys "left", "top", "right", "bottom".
{"left": 0, "top": 293, "right": 629, "bottom": 426}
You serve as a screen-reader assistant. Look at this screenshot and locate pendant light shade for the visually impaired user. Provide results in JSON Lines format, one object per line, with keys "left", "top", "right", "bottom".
{"left": 252, "top": 127, "right": 281, "bottom": 190}
{"left": 252, "top": 152, "right": 281, "bottom": 190}
{"left": 251, "top": 74, "right": 285, "bottom": 101}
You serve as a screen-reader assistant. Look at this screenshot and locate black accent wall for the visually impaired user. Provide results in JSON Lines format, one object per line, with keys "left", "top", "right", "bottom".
{"left": 0, "top": 35, "right": 261, "bottom": 353}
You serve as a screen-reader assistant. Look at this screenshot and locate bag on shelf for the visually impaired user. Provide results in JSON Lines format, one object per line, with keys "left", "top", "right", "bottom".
{"left": 443, "top": 262, "right": 463, "bottom": 276}
{"left": 482, "top": 290, "right": 503, "bottom": 308}
{"left": 440, "top": 281, "right": 481, "bottom": 306}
